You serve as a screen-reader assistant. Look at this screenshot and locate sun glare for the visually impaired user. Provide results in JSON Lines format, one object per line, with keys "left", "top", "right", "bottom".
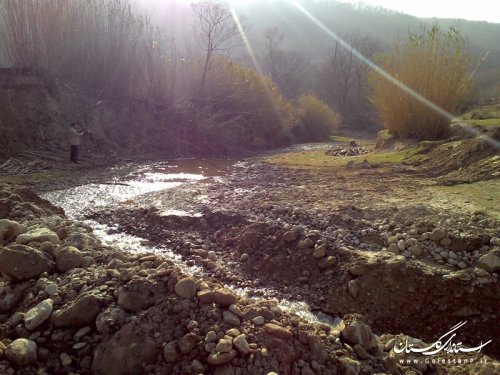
{"left": 290, "top": 1, "right": 500, "bottom": 150}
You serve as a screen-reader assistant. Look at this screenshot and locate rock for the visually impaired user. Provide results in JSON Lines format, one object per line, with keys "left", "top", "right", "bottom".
{"left": 353, "top": 344, "right": 370, "bottom": 359}
{"left": 45, "top": 283, "right": 58, "bottom": 296}
{"left": 233, "top": 334, "right": 250, "bottom": 355}
{"left": 318, "top": 256, "right": 336, "bottom": 269}
{"left": 229, "top": 304, "right": 243, "bottom": 317}
{"left": 239, "top": 253, "right": 249, "bottom": 262}
{"left": 205, "top": 331, "right": 217, "bottom": 342}
{"left": 252, "top": 316, "right": 265, "bottom": 326}
{"left": 409, "top": 245, "right": 423, "bottom": 256}
{"left": 96, "top": 306, "right": 127, "bottom": 336}
{"left": 92, "top": 323, "right": 158, "bottom": 375}
{"left": 5, "top": 338, "right": 37, "bottom": 366}
{"left": 191, "top": 359, "right": 204, "bottom": 373}
{"left": 430, "top": 228, "right": 446, "bottom": 242}
{"left": 0, "top": 244, "right": 53, "bottom": 280}
{"left": 490, "top": 237, "right": 500, "bottom": 246}
{"left": 477, "top": 249, "right": 500, "bottom": 272}
{"left": 197, "top": 289, "right": 213, "bottom": 304}
{"left": 312, "top": 245, "right": 326, "bottom": 259}
{"left": 264, "top": 323, "right": 293, "bottom": 340}
{"left": 213, "top": 288, "right": 237, "bottom": 307}
{"left": 348, "top": 280, "right": 359, "bottom": 298}
{"left": 163, "top": 341, "right": 179, "bottom": 363}
{"left": 340, "top": 357, "right": 361, "bottom": 375}
{"left": 207, "top": 349, "right": 237, "bottom": 366}
{"left": 0, "top": 219, "right": 23, "bottom": 243}
{"left": 24, "top": 298, "right": 53, "bottom": 330}
{"left": 174, "top": 277, "right": 197, "bottom": 299}
{"left": 387, "top": 243, "right": 399, "bottom": 254}
{"left": 341, "top": 319, "right": 379, "bottom": 352}
{"left": 118, "top": 279, "right": 164, "bottom": 312}
{"left": 178, "top": 333, "right": 198, "bottom": 354}
{"left": 16, "top": 227, "right": 60, "bottom": 245}
{"left": 0, "top": 281, "right": 30, "bottom": 311}
{"left": 56, "top": 246, "right": 82, "bottom": 272}
{"left": 440, "top": 237, "right": 452, "bottom": 246}
{"left": 216, "top": 339, "right": 233, "bottom": 353}
{"left": 283, "top": 230, "right": 299, "bottom": 242}
{"left": 388, "top": 236, "right": 398, "bottom": 244}
{"left": 298, "top": 238, "right": 314, "bottom": 250}
{"left": 223, "top": 310, "right": 241, "bottom": 326}
{"left": 60, "top": 353, "right": 72, "bottom": 367}
{"left": 52, "top": 292, "right": 101, "bottom": 327}
{"left": 65, "top": 233, "right": 90, "bottom": 250}
{"left": 397, "top": 240, "right": 405, "bottom": 251}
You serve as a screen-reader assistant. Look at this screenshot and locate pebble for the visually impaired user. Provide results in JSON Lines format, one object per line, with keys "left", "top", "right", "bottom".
{"left": 213, "top": 288, "right": 238, "bottom": 307}
{"left": 191, "top": 359, "right": 204, "bottom": 373}
{"left": 229, "top": 304, "right": 243, "bottom": 317}
{"left": 74, "top": 326, "right": 91, "bottom": 340}
{"left": 223, "top": 310, "right": 241, "bottom": 326}
{"left": 60, "top": 353, "right": 72, "bottom": 367}
{"left": 264, "top": 323, "right": 293, "bottom": 340}
{"left": 207, "top": 349, "right": 237, "bottom": 365}
{"left": 5, "top": 338, "right": 37, "bottom": 365}
{"left": 205, "top": 331, "right": 217, "bottom": 343}
{"left": 397, "top": 240, "right": 405, "bottom": 251}
{"left": 215, "top": 339, "right": 233, "bottom": 353}
{"left": 233, "top": 334, "right": 250, "bottom": 355}
{"left": 174, "top": 277, "right": 197, "bottom": 299}
{"left": 252, "top": 316, "right": 265, "bottom": 326}
{"left": 24, "top": 298, "right": 53, "bottom": 330}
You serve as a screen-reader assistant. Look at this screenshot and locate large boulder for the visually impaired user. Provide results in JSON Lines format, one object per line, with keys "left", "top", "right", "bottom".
{"left": 16, "top": 228, "right": 60, "bottom": 245}
{"left": 92, "top": 323, "right": 158, "bottom": 375}
{"left": 0, "top": 244, "right": 53, "bottom": 281}
{"left": 55, "top": 246, "right": 82, "bottom": 272}
{"left": 51, "top": 292, "right": 101, "bottom": 327}
{"left": 5, "top": 338, "right": 37, "bottom": 366}
{"left": 0, "top": 219, "right": 23, "bottom": 243}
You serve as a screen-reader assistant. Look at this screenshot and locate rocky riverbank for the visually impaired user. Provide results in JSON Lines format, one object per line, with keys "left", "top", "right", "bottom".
{"left": 0, "top": 145, "right": 499, "bottom": 374}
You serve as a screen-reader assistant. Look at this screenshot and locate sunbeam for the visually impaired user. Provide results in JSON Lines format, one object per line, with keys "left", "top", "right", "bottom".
{"left": 291, "top": 1, "right": 500, "bottom": 150}
{"left": 230, "top": 6, "right": 289, "bottom": 133}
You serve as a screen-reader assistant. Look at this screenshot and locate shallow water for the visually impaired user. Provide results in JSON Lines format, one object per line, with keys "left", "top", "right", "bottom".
{"left": 42, "top": 158, "right": 340, "bottom": 327}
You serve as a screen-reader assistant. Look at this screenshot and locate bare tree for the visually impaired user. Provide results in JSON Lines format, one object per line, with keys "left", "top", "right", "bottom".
{"left": 191, "top": 1, "right": 242, "bottom": 95}
{"left": 263, "top": 26, "right": 309, "bottom": 98}
{"left": 320, "top": 34, "right": 378, "bottom": 127}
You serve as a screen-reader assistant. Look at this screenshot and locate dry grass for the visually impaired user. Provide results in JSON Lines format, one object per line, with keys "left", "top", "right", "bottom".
{"left": 368, "top": 26, "right": 472, "bottom": 140}
{"left": 294, "top": 94, "right": 341, "bottom": 142}
{"left": 0, "top": 0, "right": 170, "bottom": 101}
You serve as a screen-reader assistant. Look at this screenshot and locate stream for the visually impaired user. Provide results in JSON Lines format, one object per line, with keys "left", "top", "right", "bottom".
{"left": 41, "top": 158, "right": 340, "bottom": 327}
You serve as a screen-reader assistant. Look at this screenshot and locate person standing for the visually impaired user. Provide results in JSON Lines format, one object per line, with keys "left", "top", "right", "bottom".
{"left": 69, "top": 123, "right": 84, "bottom": 163}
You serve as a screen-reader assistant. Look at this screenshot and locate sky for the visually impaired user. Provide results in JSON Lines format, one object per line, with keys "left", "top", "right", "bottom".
{"left": 341, "top": 0, "right": 500, "bottom": 23}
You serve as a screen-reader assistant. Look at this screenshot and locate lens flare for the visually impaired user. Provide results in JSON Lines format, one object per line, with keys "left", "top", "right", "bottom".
{"left": 230, "top": 6, "right": 290, "bottom": 133}
{"left": 291, "top": 1, "right": 499, "bottom": 150}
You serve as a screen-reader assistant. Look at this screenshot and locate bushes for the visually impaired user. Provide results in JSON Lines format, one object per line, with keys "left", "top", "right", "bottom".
{"left": 186, "top": 59, "right": 296, "bottom": 152}
{"left": 368, "top": 26, "right": 472, "bottom": 140}
{"left": 294, "top": 94, "right": 341, "bottom": 142}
